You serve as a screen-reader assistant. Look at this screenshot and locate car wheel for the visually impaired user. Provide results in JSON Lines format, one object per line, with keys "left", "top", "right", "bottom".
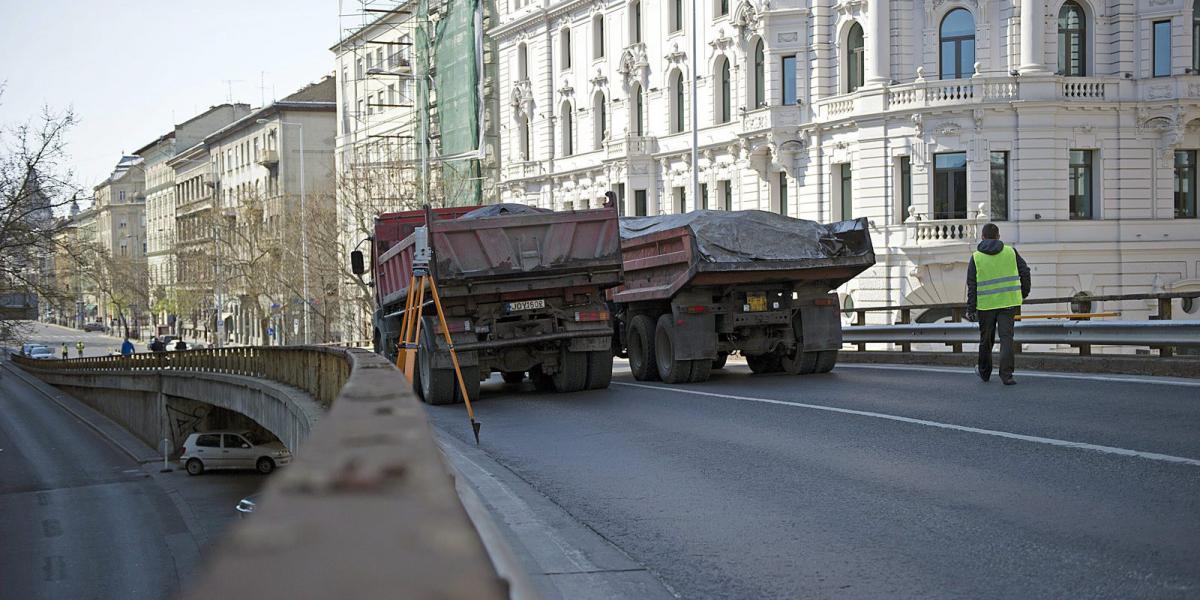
{"left": 186, "top": 458, "right": 204, "bottom": 476}
{"left": 256, "top": 457, "right": 275, "bottom": 475}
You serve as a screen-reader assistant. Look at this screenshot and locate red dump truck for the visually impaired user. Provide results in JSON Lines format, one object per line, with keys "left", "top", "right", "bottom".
{"left": 354, "top": 205, "right": 623, "bottom": 404}
{"left": 610, "top": 211, "right": 875, "bottom": 384}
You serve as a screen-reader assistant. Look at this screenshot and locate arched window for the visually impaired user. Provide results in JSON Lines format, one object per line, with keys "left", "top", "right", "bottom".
{"left": 517, "top": 43, "right": 528, "bottom": 80}
{"left": 560, "top": 28, "right": 572, "bottom": 71}
{"left": 717, "top": 58, "right": 731, "bottom": 123}
{"left": 593, "top": 92, "right": 608, "bottom": 148}
{"left": 846, "top": 22, "right": 865, "bottom": 92}
{"left": 939, "top": 8, "right": 975, "bottom": 80}
{"left": 671, "top": 71, "right": 685, "bottom": 133}
{"left": 593, "top": 15, "right": 605, "bottom": 59}
{"left": 753, "top": 39, "right": 765, "bottom": 108}
{"left": 1058, "top": 1, "right": 1086, "bottom": 76}
{"left": 631, "top": 83, "right": 644, "bottom": 136}
{"left": 561, "top": 102, "right": 573, "bottom": 156}
{"left": 517, "top": 114, "right": 530, "bottom": 160}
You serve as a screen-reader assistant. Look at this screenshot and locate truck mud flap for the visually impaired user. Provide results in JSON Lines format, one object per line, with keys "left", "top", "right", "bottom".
{"left": 798, "top": 304, "right": 842, "bottom": 352}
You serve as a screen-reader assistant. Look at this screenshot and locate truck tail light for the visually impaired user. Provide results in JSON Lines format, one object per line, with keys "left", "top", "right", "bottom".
{"left": 684, "top": 305, "right": 707, "bottom": 314}
{"left": 813, "top": 297, "right": 835, "bottom": 306}
{"left": 574, "top": 310, "right": 609, "bottom": 322}
{"left": 439, "top": 320, "right": 472, "bottom": 333}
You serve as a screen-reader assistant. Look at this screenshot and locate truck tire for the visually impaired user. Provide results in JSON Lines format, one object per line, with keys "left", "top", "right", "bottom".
{"left": 711, "top": 352, "right": 728, "bottom": 370}
{"left": 418, "top": 328, "right": 457, "bottom": 405}
{"left": 746, "top": 352, "right": 782, "bottom": 374}
{"left": 627, "top": 314, "right": 660, "bottom": 381}
{"left": 654, "top": 315, "right": 694, "bottom": 384}
{"left": 456, "top": 366, "right": 481, "bottom": 403}
{"left": 815, "top": 350, "right": 838, "bottom": 373}
{"left": 584, "top": 350, "right": 613, "bottom": 390}
{"left": 688, "top": 358, "right": 712, "bottom": 383}
{"left": 530, "top": 366, "right": 555, "bottom": 392}
{"left": 780, "top": 349, "right": 818, "bottom": 375}
{"left": 552, "top": 349, "right": 588, "bottom": 393}
{"left": 501, "top": 371, "right": 525, "bottom": 384}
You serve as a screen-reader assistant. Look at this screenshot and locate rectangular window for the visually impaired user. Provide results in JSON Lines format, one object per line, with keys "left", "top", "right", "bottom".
{"left": 674, "top": 186, "right": 686, "bottom": 213}
{"left": 781, "top": 55, "right": 797, "bottom": 105}
{"left": 718, "top": 0, "right": 729, "bottom": 17}
{"left": 634, "top": 189, "right": 647, "bottom": 216}
{"left": 933, "top": 152, "right": 969, "bottom": 219}
{"left": 632, "top": 2, "right": 642, "bottom": 44}
{"left": 989, "top": 151, "right": 1009, "bottom": 221}
{"left": 617, "top": 183, "right": 626, "bottom": 216}
{"left": 778, "top": 172, "right": 788, "bottom": 215}
{"left": 720, "top": 179, "right": 732, "bottom": 210}
{"left": 839, "top": 163, "right": 853, "bottom": 220}
{"left": 899, "top": 156, "right": 912, "bottom": 222}
{"left": 671, "top": 0, "right": 683, "bottom": 32}
{"left": 563, "top": 28, "right": 572, "bottom": 70}
{"left": 1175, "top": 150, "right": 1198, "bottom": 219}
{"left": 1069, "top": 149, "right": 1094, "bottom": 220}
{"left": 1153, "top": 20, "right": 1171, "bottom": 77}
{"left": 700, "top": 183, "right": 709, "bottom": 210}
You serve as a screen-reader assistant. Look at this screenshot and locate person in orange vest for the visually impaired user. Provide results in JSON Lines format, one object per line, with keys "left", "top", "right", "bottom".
{"left": 966, "top": 223, "right": 1031, "bottom": 385}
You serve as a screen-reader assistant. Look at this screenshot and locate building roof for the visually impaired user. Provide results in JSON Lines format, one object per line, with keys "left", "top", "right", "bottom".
{"left": 331, "top": 0, "right": 415, "bottom": 52}
{"left": 202, "top": 76, "right": 336, "bottom": 145}
{"left": 93, "top": 155, "right": 144, "bottom": 190}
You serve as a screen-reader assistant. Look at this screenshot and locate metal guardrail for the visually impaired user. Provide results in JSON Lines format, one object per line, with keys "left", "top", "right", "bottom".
{"left": 13, "top": 345, "right": 507, "bottom": 598}
{"left": 842, "top": 320, "right": 1200, "bottom": 348}
{"left": 12, "top": 347, "right": 351, "bottom": 408}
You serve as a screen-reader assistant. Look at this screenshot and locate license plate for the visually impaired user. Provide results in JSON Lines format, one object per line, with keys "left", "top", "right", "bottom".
{"left": 506, "top": 298, "right": 546, "bottom": 312}
{"left": 747, "top": 294, "right": 768, "bottom": 312}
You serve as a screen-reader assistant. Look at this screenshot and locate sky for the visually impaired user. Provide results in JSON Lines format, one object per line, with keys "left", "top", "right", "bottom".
{"left": 0, "top": 0, "right": 345, "bottom": 193}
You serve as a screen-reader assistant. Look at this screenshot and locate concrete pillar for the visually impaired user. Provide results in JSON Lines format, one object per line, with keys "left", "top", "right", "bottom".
{"left": 1019, "top": 0, "right": 1049, "bottom": 74}
{"left": 866, "top": 0, "right": 891, "bottom": 85}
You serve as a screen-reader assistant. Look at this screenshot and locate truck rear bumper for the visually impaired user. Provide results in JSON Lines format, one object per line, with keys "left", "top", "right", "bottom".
{"left": 453, "top": 328, "right": 612, "bottom": 353}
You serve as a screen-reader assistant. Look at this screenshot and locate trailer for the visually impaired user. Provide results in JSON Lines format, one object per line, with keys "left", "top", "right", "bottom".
{"left": 361, "top": 205, "right": 623, "bottom": 404}
{"left": 610, "top": 210, "right": 875, "bottom": 383}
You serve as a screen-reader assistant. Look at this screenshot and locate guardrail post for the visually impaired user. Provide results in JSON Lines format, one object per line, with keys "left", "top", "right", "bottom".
{"left": 949, "top": 308, "right": 963, "bottom": 353}
{"left": 855, "top": 309, "right": 867, "bottom": 352}
{"left": 898, "top": 309, "right": 911, "bottom": 353}
{"left": 1152, "top": 297, "right": 1174, "bottom": 357}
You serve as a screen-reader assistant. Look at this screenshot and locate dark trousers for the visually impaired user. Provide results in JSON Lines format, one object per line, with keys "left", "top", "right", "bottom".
{"left": 978, "top": 307, "right": 1017, "bottom": 380}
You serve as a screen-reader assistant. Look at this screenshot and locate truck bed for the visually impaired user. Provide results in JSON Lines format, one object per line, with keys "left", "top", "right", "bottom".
{"left": 611, "top": 212, "right": 875, "bottom": 303}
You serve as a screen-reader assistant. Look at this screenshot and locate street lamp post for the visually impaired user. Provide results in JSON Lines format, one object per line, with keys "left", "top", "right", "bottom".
{"left": 259, "top": 118, "right": 310, "bottom": 344}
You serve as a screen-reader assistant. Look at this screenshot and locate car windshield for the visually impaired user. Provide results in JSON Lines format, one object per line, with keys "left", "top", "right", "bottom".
{"left": 30, "top": 347, "right": 52, "bottom": 356}
{"left": 242, "top": 431, "right": 271, "bottom": 445}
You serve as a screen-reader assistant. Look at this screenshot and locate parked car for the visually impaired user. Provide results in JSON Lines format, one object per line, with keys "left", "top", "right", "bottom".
{"left": 179, "top": 430, "right": 291, "bottom": 476}
{"left": 82, "top": 323, "right": 108, "bottom": 333}
{"left": 235, "top": 494, "right": 258, "bottom": 518}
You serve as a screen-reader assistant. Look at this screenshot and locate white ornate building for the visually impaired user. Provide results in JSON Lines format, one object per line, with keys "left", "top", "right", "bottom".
{"left": 493, "top": 0, "right": 1200, "bottom": 321}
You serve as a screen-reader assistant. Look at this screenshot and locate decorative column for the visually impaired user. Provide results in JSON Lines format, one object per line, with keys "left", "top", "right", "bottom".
{"left": 1019, "top": 0, "right": 1049, "bottom": 74}
{"left": 866, "top": 0, "right": 891, "bottom": 85}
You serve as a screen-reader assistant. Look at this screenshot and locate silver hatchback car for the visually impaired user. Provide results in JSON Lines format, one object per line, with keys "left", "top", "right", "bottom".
{"left": 179, "top": 430, "right": 292, "bottom": 476}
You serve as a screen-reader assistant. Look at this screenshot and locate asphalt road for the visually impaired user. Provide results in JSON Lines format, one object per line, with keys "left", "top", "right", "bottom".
{"left": 11, "top": 320, "right": 134, "bottom": 357}
{"left": 428, "top": 362, "right": 1200, "bottom": 599}
{"left": 0, "top": 359, "right": 263, "bottom": 600}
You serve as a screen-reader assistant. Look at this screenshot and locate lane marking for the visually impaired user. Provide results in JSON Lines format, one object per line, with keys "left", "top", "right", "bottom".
{"left": 612, "top": 381, "right": 1200, "bottom": 467}
{"left": 836, "top": 363, "right": 1200, "bottom": 388}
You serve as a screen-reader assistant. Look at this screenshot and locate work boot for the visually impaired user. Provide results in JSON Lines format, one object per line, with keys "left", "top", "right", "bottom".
{"left": 1002, "top": 377, "right": 1017, "bottom": 386}
{"left": 975, "top": 365, "right": 990, "bottom": 382}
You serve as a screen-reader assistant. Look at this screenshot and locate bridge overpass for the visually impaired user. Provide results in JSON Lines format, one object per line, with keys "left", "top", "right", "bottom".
{"left": 8, "top": 342, "right": 1200, "bottom": 599}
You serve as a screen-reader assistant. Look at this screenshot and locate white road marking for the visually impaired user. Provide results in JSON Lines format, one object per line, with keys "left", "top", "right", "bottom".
{"left": 836, "top": 363, "right": 1200, "bottom": 388}
{"left": 612, "top": 381, "right": 1200, "bottom": 468}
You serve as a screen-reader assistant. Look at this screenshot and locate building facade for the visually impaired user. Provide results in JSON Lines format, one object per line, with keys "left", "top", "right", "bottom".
{"left": 90, "top": 155, "right": 148, "bottom": 332}
{"left": 493, "top": 0, "right": 1200, "bottom": 322}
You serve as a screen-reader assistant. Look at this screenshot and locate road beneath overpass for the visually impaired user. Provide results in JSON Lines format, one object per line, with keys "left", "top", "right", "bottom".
{"left": 429, "top": 362, "right": 1200, "bottom": 599}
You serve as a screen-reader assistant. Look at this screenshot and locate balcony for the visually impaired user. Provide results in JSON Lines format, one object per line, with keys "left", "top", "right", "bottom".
{"left": 503, "top": 160, "right": 542, "bottom": 180}
{"left": 605, "top": 135, "right": 657, "bottom": 160}
{"left": 901, "top": 205, "right": 988, "bottom": 247}
{"left": 257, "top": 150, "right": 279, "bottom": 167}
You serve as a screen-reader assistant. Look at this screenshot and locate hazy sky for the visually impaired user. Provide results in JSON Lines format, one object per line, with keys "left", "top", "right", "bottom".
{"left": 0, "top": 0, "right": 342, "bottom": 192}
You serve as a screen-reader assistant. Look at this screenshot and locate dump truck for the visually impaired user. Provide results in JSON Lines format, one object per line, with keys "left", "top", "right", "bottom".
{"left": 354, "top": 204, "right": 623, "bottom": 404}
{"left": 610, "top": 210, "right": 875, "bottom": 383}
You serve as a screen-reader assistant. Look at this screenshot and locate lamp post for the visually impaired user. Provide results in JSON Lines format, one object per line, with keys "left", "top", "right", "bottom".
{"left": 259, "top": 118, "right": 310, "bottom": 344}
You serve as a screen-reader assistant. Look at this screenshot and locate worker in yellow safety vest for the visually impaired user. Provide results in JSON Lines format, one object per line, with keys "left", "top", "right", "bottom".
{"left": 966, "top": 223, "right": 1031, "bottom": 386}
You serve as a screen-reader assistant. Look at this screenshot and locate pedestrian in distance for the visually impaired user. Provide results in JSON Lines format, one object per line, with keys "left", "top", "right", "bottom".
{"left": 61, "top": 343, "right": 69, "bottom": 360}
{"left": 174, "top": 339, "right": 188, "bottom": 351}
{"left": 966, "top": 223, "right": 1031, "bottom": 386}
{"left": 76, "top": 340, "right": 84, "bottom": 357}
{"left": 120, "top": 338, "right": 135, "bottom": 357}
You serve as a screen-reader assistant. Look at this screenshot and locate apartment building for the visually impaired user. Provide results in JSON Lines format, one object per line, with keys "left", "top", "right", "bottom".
{"left": 494, "top": 0, "right": 1200, "bottom": 321}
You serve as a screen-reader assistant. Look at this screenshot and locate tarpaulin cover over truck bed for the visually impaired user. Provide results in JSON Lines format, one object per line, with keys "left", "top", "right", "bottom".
{"left": 618, "top": 210, "right": 871, "bottom": 263}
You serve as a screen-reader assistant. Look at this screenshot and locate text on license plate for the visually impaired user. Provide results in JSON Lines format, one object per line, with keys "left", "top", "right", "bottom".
{"left": 747, "top": 294, "right": 768, "bottom": 312}
{"left": 507, "top": 299, "right": 546, "bottom": 312}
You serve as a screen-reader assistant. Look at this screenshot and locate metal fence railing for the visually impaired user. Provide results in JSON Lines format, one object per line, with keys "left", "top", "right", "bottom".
{"left": 841, "top": 292, "right": 1200, "bottom": 356}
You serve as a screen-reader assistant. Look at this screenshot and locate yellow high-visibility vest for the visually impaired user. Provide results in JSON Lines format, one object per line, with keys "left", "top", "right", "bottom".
{"left": 973, "top": 246, "right": 1023, "bottom": 310}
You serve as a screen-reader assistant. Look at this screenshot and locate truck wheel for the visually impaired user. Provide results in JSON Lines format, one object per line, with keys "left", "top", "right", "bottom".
{"left": 712, "top": 352, "right": 729, "bottom": 370}
{"left": 815, "top": 350, "right": 839, "bottom": 373}
{"left": 746, "top": 353, "right": 782, "bottom": 374}
{"left": 627, "top": 315, "right": 660, "bottom": 381}
{"left": 552, "top": 350, "right": 588, "bottom": 393}
{"left": 530, "top": 366, "right": 555, "bottom": 392}
{"left": 654, "top": 315, "right": 694, "bottom": 384}
{"left": 418, "top": 328, "right": 457, "bottom": 405}
{"left": 455, "top": 366, "right": 481, "bottom": 403}
{"left": 584, "top": 350, "right": 613, "bottom": 390}
{"left": 780, "top": 349, "right": 818, "bottom": 375}
{"left": 501, "top": 371, "right": 525, "bottom": 384}
{"left": 688, "top": 359, "right": 712, "bottom": 383}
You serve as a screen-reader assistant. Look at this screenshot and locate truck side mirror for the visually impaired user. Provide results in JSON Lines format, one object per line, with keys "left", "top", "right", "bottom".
{"left": 350, "top": 250, "right": 365, "bottom": 275}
